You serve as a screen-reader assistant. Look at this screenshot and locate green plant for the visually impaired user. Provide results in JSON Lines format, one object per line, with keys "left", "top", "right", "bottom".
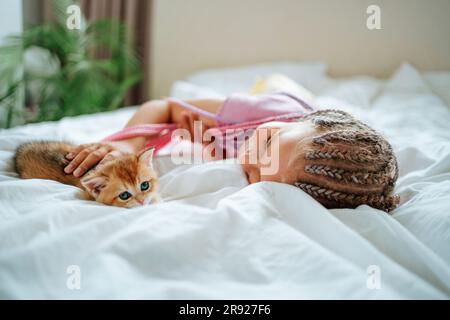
{"left": 0, "top": 36, "right": 25, "bottom": 128}
{"left": 0, "top": 0, "right": 141, "bottom": 128}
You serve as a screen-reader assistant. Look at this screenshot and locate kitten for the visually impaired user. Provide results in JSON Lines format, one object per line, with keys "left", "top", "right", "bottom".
{"left": 14, "top": 141, "right": 160, "bottom": 208}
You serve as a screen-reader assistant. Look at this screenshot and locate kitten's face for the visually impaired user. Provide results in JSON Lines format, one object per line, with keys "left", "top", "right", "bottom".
{"left": 80, "top": 148, "right": 159, "bottom": 208}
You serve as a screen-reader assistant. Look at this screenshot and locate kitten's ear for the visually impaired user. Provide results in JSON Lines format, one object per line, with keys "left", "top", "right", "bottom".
{"left": 80, "top": 174, "right": 108, "bottom": 198}
{"left": 138, "top": 147, "right": 155, "bottom": 169}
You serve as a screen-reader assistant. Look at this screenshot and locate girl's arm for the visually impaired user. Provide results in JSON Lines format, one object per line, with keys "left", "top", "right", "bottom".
{"left": 65, "top": 98, "right": 224, "bottom": 177}
{"left": 126, "top": 98, "right": 223, "bottom": 128}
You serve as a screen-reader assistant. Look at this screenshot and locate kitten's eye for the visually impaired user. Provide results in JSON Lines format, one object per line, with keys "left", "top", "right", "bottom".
{"left": 140, "top": 181, "right": 150, "bottom": 191}
{"left": 118, "top": 191, "right": 132, "bottom": 201}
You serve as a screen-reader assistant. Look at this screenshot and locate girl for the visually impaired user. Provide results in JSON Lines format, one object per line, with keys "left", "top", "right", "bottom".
{"left": 63, "top": 92, "right": 400, "bottom": 212}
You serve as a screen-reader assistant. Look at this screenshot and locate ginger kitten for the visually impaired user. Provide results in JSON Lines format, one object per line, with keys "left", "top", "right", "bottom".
{"left": 14, "top": 141, "right": 160, "bottom": 208}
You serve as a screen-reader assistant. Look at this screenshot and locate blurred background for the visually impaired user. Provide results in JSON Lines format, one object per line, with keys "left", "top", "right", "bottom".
{"left": 1, "top": 0, "right": 449, "bottom": 128}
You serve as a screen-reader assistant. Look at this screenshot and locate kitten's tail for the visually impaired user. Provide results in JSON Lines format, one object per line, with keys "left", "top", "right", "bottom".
{"left": 14, "top": 141, "right": 82, "bottom": 188}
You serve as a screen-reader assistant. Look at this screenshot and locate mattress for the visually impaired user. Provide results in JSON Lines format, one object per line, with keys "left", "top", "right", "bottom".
{"left": 0, "top": 63, "right": 449, "bottom": 299}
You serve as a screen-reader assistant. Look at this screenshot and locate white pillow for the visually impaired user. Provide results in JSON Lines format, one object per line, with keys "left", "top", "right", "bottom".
{"left": 185, "top": 61, "right": 328, "bottom": 95}
{"left": 424, "top": 71, "right": 450, "bottom": 108}
{"left": 170, "top": 81, "right": 225, "bottom": 100}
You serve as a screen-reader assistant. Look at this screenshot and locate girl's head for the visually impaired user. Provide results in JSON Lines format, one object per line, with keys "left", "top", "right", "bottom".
{"left": 239, "top": 109, "right": 399, "bottom": 212}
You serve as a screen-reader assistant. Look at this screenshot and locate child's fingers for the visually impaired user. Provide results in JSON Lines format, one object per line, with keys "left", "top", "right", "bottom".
{"left": 66, "top": 143, "right": 93, "bottom": 160}
{"left": 180, "top": 112, "right": 190, "bottom": 130}
{"left": 98, "top": 150, "right": 122, "bottom": 166}
{"left": 188, "top": 113, "right": 202, "bottom": 140}
{"left": 64, "top": 145, "right": 98, "bottom": 174}
{"left": 187, "top": 113, "right": 195, "bottom": 139}
{"left": 180, "top": 112, "right": 203, "bottom": 141}
{"left": 72, "top": 146, "right": 110, "bottom": 177}
{"left": 180, "top": 112, "right": 193, "bottom": 140}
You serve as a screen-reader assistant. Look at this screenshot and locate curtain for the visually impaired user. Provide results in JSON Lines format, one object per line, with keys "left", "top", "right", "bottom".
{"left": 38, "top": 0, "right": 152, "bottom": 106}
{"left": 79, "top": 0, "right": 152, "bottom": 105}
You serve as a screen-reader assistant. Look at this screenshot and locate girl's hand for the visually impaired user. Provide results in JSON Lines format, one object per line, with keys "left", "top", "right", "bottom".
{"left": 179, "top": 111, "right": 212, "bottom": 142}
{"left": 64, "top": 139, "right": 142, "bottom": 177}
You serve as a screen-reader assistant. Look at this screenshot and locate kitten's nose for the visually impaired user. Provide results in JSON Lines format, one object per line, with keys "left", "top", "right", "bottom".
{"left": 137, "top": 199, "right": 144, "bottom": 205}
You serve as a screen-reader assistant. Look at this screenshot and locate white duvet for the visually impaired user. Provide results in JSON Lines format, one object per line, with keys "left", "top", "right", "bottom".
{"left": 0, "top": 63, "right": 449, "bottom": 299}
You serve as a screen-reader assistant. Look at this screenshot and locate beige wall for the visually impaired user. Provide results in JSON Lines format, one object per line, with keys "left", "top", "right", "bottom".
{"left": 151, "top": 0, "right": 450, "bottom": 98}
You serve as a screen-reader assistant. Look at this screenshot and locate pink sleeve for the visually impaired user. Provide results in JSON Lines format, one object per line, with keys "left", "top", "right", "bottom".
{"left": 102, "top": 124, "right": 177, "bottom": 142}
{"left": 217, "top": 92, "right": 314, "bottom": 125}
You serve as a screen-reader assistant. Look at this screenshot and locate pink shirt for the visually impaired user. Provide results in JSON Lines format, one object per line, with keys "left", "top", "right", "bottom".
{"left": 103, "top": 92, "right": 314, "bottom": 157}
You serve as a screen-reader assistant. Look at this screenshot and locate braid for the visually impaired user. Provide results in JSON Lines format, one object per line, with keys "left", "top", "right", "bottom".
{"left": 302, "top": 109, "right": 374, "bottom": 131}
{"left": 382, "top": 153, "right": 399, "bottom": 196}
{"left": 305, "top": 148, "right": 379, "bottom": 163}
{"left": 304, "top": 165, "right": 390, "bottom": 185}
{"left": 295, "top": 182, "right": 400, "bottom": 212}
{"left": 313, "top": 131, "right": 382, "bottom": 148}
{"left": 293, "top": 110, "right": 400, "bottom": 213}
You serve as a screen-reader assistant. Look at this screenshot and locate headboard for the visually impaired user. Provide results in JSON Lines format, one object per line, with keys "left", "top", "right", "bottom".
{"left": 150, "top": 0, "right": 450, "bottom": 98}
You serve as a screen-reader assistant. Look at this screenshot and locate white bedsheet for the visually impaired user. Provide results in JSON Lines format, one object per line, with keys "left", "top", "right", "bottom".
{"left": 0, "top": 63, "right": 449, "bottom": 299}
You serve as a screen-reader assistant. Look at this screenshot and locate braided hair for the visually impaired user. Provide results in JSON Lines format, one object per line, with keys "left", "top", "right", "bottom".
{"left": 293, "top": 110, "right": 399, "bottom": 212}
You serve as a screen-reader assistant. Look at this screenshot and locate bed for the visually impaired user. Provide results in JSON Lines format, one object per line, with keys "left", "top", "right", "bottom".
{"left": 0, "top": 62, "right": 449, "bottom": 299}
